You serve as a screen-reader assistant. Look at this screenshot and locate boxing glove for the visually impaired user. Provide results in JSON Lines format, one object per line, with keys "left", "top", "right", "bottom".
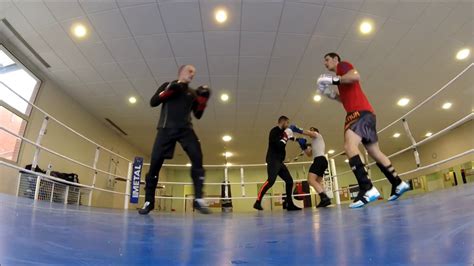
{"left": 284, "top": 128, "right": 295, "bottom": 141}
{"left": 195, "top": 85, "right": 211, "bottom": 111}
{"left": 317, "top": 74, "right": 340, "bottom": 86}
{"left": 296, "top": 138, "right": 308, "bottom": 151}
{"left": 158, "top": 80, "right": 183, "bottom": 101}
{"left": 289, "top": 125, "right": 303, "bottom": 134}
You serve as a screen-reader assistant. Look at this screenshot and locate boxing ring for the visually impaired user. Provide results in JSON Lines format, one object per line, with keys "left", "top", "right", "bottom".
{"left": 0, "top": 63, "right": 473, "bottom": 264}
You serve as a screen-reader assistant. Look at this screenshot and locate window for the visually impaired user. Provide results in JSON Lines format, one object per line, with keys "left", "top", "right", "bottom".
{"left": 0, "top": 45, "right": 41, "bottom": 162}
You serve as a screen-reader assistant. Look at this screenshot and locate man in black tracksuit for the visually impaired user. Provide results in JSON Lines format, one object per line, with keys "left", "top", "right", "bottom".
{"left": 139, "top": 65, "right": 211, "bottom": 215}
{"left": 253, "top": 116, "right": 302, "bottom": 211}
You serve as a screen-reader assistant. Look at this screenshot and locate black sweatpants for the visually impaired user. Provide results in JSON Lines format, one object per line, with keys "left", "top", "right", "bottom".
{"left": 145, "top": 128, "right": 205, "bottom": 204}
{"left": 257, "top": 160, "right": 294, "bottom": 203}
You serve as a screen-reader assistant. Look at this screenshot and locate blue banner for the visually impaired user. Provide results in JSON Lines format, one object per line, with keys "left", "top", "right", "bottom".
{"left": 130, "top": 157, "right": 143, "bottom": 204}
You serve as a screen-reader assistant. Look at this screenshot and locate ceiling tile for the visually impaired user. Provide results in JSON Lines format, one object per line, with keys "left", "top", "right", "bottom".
{"left": 240, "top": 31, "right": 276, "bottom": 57}
{"left": 15, "top": 1, "right": 56, "bottom": 29}
{"left": 79, "top": 0, "right": 118, "bottom": 14}
{"left": 204, "top": 31, "right": 240, "bottom": 56}
{"left": 272, "top": 33, "right": 310, "bottom": 57}
{"left": 159, "top": 1, "right": 202, "bottom": 33}
{"left": 208, "top": 56, "right": 238, "bottom": 76}
{"left": 168, "top": 32, "right": 206, "bottom": 57}
{"left": 60, "top": 17, "right": 103, "bottom": 45}
{"left": 146, "top": 57, "right": 178, "bottom": 77}
{"left": 88, "top": 9, "right": 131, "bottom": 40}
{"left": 390, "top": 2, "right": 428, "bottom": 22}
{"left": 120, "top": 3, "right": 165, "bottom": 36}
{"left": 44, "top": 1, "right": 86, "bottom": 21}
{"left": 104, "top": 37, "right": 143, "bottom": 62}
{"left": 314, "top": 6, "right": 358, "bottom": 38}
{"left": 359, "top": 0, "right": 399, "bottom": 18}
{"left": 210, "top": 76, "right": 238, "bottom": 91}
{"left": 135, "top": 34, "right": 174, "bottom": 59}
{"left": 95, "top": 63, "right": 128, "bottom": 81}
{"left": 278, "top": 1, "right": 323, "bottom": 34}
{"left": 267, "top": 56, "right": 300, "bottom": 76}
{"left": 241, "top": 1, "right": 284, "bottom": 32}
{"left": 325, "top": 0, "right": 363, "bottom": 11}
{"left": 238, "top": 57, "right": 270, "bottom": 77}
{"left": 73, "top": 67, "right": 105, "bottom": 83}
{"left": 77, "top": 42, "right": 116, "bottom": 66}
{"left": 117, "top": 60, "right": 154, "bottom": 80}
{"left": 116, "top": 0, "right": 156, "bottom": 8}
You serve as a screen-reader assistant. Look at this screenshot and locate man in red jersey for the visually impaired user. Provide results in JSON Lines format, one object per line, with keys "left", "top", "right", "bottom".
{"left": 317, "top": 52, "right": 409, "bottom": 208}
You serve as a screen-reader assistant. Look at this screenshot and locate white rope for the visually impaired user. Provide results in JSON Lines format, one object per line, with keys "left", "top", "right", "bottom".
{"left": 0, "top": 126, "right": 130, "bottom": 181}
{"left": 138, "top": 149, "right": 473, "bottom": 201}
{"left": 0, "top": 160, "right": 126, "bottom": 196}
{"left": 151, "top": 113, "right": 472, "bottom": 186}
{"left": 0, "top": 81, "right": 132, "bottom": 163}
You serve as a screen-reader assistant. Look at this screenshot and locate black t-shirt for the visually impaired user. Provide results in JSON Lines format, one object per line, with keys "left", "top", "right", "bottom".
{"left": 266, "top": 126, "right": 287, "bottom": 163}
{"left": 150, "top": 81, "right": 203, "bottom": 129}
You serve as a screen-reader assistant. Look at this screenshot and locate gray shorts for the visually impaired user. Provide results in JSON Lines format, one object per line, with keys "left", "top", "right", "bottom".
{"left": 344, "top": 111, "right": 378, "bottom": 145}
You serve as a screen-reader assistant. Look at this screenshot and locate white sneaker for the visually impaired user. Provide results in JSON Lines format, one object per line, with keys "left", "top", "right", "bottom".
{"left": 349, "top": 186, "right": 381, "bottom": 209}
{"left": 388, "top": 181, "right": 410, "bottom": 201}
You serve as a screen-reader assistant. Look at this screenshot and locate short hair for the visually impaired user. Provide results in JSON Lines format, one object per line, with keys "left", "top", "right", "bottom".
{"left": 324, "top": 52, "right": 341, "bottom": 62}
{"left": 278, "top": 115, "right": 289, "bottom": 123}
{"left": 309, "top": 127, "right": 319, "bottom": 133}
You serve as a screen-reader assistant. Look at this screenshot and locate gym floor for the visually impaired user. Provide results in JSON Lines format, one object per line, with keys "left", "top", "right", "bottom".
{"left": 1, "top": 184, "right": 473, "bottom": 265}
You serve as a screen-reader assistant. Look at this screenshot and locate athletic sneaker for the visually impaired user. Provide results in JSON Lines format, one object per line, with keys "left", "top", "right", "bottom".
{"left": 193, "top": 198, "right": 211, "bottom": 214}
{"left": 388, "top": 181, "right": 410, "bottom": 201}
{"left": 138, "top": 201, "right": 154, "bottom": 215}
{"left": 316, "top": 197, "right": 332, "bottom": 208}
{"left": 349, "top": 186, "right": 380, "bottom": 209}
{"left": 253, "top": 201, "right": 264, "bottom": 211}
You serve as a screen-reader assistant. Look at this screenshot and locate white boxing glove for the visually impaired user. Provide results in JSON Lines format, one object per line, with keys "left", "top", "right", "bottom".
{"left": 317, "top": 84, "right": 338, "bottom": 100}
{"left": 317, "top": 74, "right": 340, "bottom": 86}
{"left": 284, "top": 128, "right": 295, "bottom": 141}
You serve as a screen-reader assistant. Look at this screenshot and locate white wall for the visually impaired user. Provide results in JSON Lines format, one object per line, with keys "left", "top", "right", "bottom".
{"left": 0, "top": 39, "right": 148, "bottom": 209}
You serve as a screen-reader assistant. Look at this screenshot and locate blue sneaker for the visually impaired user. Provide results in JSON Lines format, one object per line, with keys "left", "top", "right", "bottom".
{"left": 349, "top": 186, "right": 380, "bottom": 208}
{"left": 388, "top": 181, "right": 410, "bottom": 201}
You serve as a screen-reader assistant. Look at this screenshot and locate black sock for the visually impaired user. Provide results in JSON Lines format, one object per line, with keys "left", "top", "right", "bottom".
{"left": 376, "top": 163, "right": 401, "bottom": 185}
{"left": 349, "top": 155, "right": 372, "bottom": 191}
{"left": 319, "top": 192, "right": 328, "bottom": 200}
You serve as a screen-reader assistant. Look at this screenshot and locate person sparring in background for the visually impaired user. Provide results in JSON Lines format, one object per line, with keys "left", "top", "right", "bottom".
{"left": 316, "top": 52, "right": 410, "bottom": 208}
{"left": 253, "top": 116, "right": 302, "bottom": 211}
{"left": 139, "top": 65, "right": 211, "bottom": 215}
{"left": 290, "top": 126, "right": 331, "bottom": 208}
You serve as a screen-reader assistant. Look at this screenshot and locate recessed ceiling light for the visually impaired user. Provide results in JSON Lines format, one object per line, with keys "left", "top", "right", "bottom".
{"left": 344, "top": 159, "right": 349, "bottom": 163}
{"left": 359, "top": 21, "right": 373, "bottom": 34}
{"left": 223, "top": 152, "right": 233, "bottom": 157}
{"left": 328, "top": 149, "right": 335, "bottom": 154}
{"left": 442, "top": 102, "right": 452, "bottom": 110}
{"left": 425, "top": 132, "right": 433, "bottom": 137}
{"left": 72, "top": 23, "right": 87, "bottom": 38}
{"left": 128, "top": 96, "right": 137, "bottom": 104}
{"left": 456, "top": 48, "right": 470, "bottom": 60}
{"left": 221, "top": 93, "right": 229, "bottom": 102}
{"left": 215, "top": 9, "right": 227, "bottom": 23}
{"left": 186, "top": 163, "right": 191, "bottom": 167}
{"left": 313, "top": 94, "right": 322, "bottom": 102}
{"left": 222, "top": 135, "right": 232, "bottom": 142}
{"left": 397, "top": 98, "right": 410, "bottom": 107}
{"left": 393, "top": 133, "right": 401, "bottom": 138}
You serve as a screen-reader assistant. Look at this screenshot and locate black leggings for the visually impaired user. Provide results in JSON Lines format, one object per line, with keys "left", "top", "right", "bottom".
{"left": 257, "top": 161, "right": 294, "bottom": 203}
{"left": 145, "top": 128, "right": 204, "bottom": 203}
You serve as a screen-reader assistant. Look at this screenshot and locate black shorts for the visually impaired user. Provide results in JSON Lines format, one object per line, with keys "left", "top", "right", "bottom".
{"left": 309, "top": 156, "right": 328, "bottom": 177}
{"left": 344, "top": 111, "right": 378, "bottom": 145}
